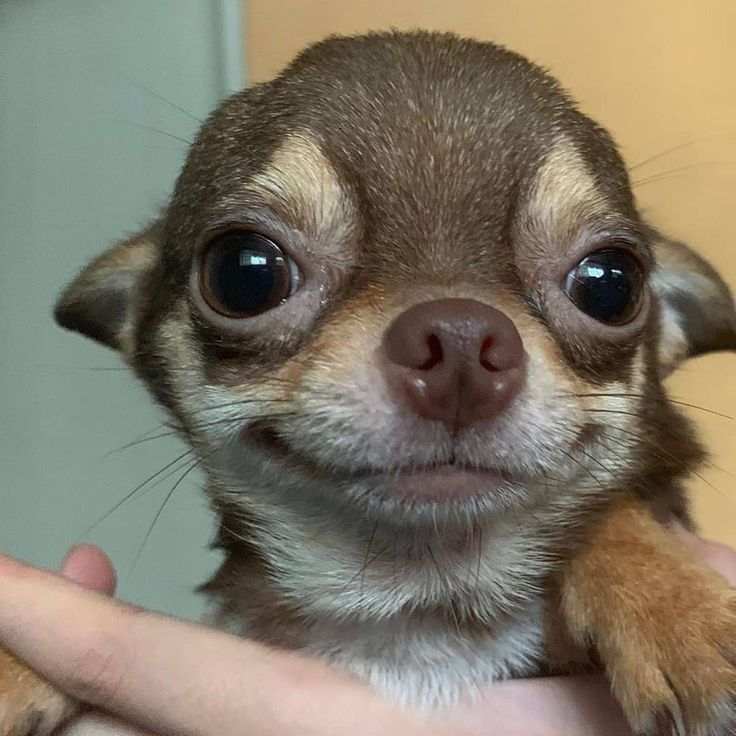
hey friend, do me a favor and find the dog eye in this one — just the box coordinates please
[564,248,645,325]
[199,231,300,318]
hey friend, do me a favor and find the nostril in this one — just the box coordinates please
[383,298,524,377]
[417,334,443,370]
[381,299,526,430]
[479,336,499,372]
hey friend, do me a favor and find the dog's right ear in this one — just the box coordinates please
[54,221,160,355]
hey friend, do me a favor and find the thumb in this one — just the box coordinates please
[60,544,117,596]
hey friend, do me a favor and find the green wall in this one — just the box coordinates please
[0,0,243,619]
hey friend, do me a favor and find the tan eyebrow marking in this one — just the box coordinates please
[248,131,356,249]
[519,137,609,251]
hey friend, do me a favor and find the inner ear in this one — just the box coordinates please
[652,236,736,377]
[54,221,160,353]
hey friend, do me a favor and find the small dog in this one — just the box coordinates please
[3,31,736,736]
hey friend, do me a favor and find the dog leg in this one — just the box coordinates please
[559,496,736,735]
[0,650,75,736]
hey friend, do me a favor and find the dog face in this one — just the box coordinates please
[56,32,736,534]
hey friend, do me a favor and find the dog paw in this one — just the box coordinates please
[558,499,736,736]
[0,651,74,736]
[602,589,736,736]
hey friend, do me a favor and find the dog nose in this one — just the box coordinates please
[382,299,525,430]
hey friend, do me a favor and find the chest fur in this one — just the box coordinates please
[305,603,546,706]
[204,499,560,707]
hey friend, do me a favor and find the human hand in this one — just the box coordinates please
[1,527,734,736]
[0,546,445,736]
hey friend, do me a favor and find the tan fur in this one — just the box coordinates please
[0,651,73,736]
[559,498,736,734]
[249,132,358,249]
[518,136,610,255]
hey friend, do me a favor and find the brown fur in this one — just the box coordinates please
[559,497,736,733]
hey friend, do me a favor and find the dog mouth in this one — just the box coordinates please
[380,463,515,501]
[242,423,518,502]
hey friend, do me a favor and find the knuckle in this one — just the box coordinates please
[66,630,127,706]
[702,541,736,569]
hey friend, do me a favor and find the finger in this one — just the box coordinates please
[0,555,440,736]
[442,675,634,736]
[60,545,117,595]
[669,524,736,585]
[697,540,736,585]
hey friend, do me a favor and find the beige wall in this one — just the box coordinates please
[244,1,736,545]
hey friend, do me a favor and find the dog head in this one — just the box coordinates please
[56,32,736,536]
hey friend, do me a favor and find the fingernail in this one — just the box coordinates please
[60,545,84,572]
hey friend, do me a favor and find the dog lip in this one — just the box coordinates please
[242,424,516,500]
[242,423,363,478]
[241,421,603,504]
[381,465,514,502]
[392,462,509,476]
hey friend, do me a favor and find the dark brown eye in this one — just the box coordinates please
[199,231,299,318]
[564,248,645,325]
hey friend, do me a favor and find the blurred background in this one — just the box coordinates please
[1,0,734,619]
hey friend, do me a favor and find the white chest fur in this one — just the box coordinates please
[300,602,546,708]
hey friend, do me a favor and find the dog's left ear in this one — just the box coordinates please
[652,236,736,376]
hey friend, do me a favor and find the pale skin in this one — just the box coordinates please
[0,532,733,736]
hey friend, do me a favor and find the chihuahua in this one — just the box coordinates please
[3,31,736,736]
